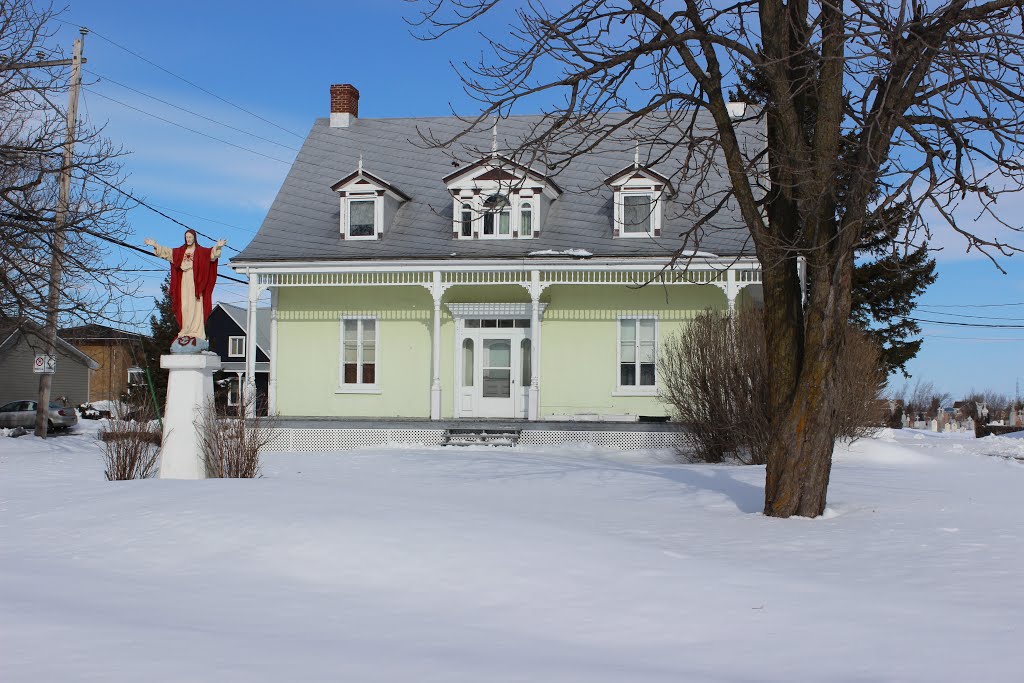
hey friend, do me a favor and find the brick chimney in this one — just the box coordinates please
[330,84,359,128]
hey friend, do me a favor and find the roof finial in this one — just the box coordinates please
[634,139,640,168]
[358,153,363,173]
[491,120,498,157]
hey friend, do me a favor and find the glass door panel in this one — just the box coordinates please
[482,339,512,398]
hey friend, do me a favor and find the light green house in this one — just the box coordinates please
[231,85,764,423]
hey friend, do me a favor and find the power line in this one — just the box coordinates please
[60,21,306,140]
[918,302,1024,309]
[922,333,1024,341]
[145,203,259,235]
[85,88,294,165]
[913,317,1024,329]
[83,172,242,254]
[87,69,300,152]
[913,310,1024,322]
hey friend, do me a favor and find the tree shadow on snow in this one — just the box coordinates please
[448,451,765,514]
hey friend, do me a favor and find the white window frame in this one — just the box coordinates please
[127,367,144,385]
[343,194,382,240]
[613,315,658,396]
[228,336,246,358]
[614,189,661,238]
[337,316,381,394]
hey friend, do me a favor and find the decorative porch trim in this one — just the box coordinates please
[445,302,549,318]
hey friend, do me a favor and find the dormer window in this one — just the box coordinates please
[621,193,654,235]
[605,164,669,238]
[346,197,378,238]
[331,164,410,240]
[520,201,533,237]
[482,194,511,237]
[444,155,560,240]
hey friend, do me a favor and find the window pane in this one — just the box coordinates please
[349,200,376,237]
[344,363,358,384]
[483,212,495,235]
[481,319,497,328]
[514,319,530,328]
[623,194,651,233]
[520,204,533,236]
[343,342,358,364]
[620,364,636,386]
[639,318,655,343]
[499,210,510,235]
[462,339,474,386]
[521,339,531,386]
[640,363,656,386]
[483,369,511,398]
[343,320,358,341]
[461,204,473,236]
[465,319,480,328]
[362,363,376,384]
[363,340,375,364]
[485,339,512,368]
[638,340,655,363]
[620,341,636,363]
[497,319,513,328]
[362,319,375,339]
[620,319,636,342]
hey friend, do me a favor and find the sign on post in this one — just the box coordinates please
[33,354,56,374]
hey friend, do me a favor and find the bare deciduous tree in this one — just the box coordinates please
[1,0,135,432]
[410,0,1024,516]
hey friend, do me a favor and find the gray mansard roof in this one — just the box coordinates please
[235,112,759,263]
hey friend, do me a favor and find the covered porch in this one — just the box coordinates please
[235,257,766,420]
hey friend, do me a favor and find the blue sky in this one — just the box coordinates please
[50,0,1024,399]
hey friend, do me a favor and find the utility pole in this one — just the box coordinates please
[34,28,87,437]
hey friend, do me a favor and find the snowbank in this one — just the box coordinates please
[1,428,1022,681]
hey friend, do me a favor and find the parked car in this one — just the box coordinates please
[0,400,78,431]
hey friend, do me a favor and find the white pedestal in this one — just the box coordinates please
[158,353,221,479]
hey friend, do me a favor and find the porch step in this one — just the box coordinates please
[442,428,521,447]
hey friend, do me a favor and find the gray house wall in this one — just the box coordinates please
[0,336,92,407]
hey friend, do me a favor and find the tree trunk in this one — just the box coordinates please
[760,251,849,518]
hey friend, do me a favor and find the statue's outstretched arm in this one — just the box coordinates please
[210,239,227,260]
[143,238,173,261]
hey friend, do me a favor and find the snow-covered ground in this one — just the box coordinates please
[2,423,1022,682]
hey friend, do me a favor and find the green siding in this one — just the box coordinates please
[276,286,434,417]
[538,285,725,418]
[275,283,729,419]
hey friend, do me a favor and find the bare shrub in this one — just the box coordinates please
[659,309,769,463]
[196,393,269,479]
[659,308,886,464]
[832,329,889,442]
[99,397,160,481]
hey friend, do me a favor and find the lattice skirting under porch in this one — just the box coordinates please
[265,428,685,452]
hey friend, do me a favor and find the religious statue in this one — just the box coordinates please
[144,230,227,353]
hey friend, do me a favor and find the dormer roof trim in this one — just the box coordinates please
[442,154,562,196]
[603,164,672,188]
[331,168,411,201]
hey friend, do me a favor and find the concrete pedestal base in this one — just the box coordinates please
[157,353,221,479]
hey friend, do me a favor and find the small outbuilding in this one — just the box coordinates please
[0,321,99,407]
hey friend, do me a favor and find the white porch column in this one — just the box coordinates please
[528,270,541,421]
[268,287,279,415]
[430,271,442,420]
[244,270,259,418]
[725,267,738,315]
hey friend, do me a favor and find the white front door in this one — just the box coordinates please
[455,318,532,419]
[478,335,518,417]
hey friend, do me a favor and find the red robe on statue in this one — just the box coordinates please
[169,243,218,330]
